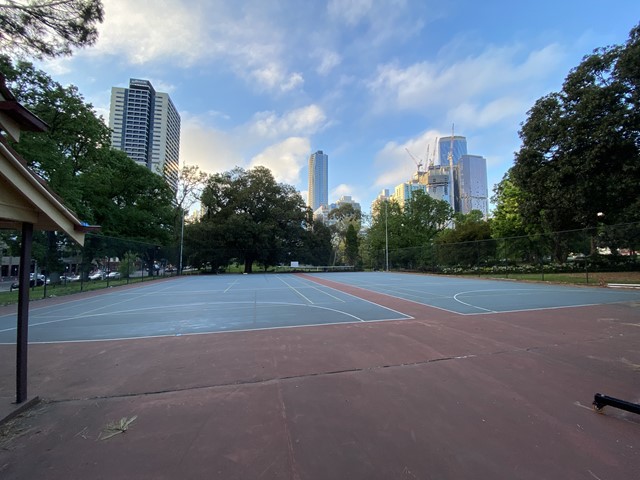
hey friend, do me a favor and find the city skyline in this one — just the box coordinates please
[37,1,640,214]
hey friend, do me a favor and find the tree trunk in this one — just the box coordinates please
[244,257,253,274]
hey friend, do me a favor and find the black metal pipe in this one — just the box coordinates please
[593,393,640,415]
[16,222,33,403]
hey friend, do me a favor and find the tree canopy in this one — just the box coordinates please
[191,166,315,273]
[365,191,452,270]
[0,57,175,245]
[510,23,640,233]
[0,0,104,59]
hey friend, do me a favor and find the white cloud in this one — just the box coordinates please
[367,43,566,123]
[95,0,209,66]
[92,0,304,93]
[179,115,244,175]
[448,97,530,128]
[328,0,374,26]
[249,137,310,186]
[314,49,342,76]
[249,105,327,139]
[373,129,442,188]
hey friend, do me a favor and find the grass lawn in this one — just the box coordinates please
[0,276,159,306]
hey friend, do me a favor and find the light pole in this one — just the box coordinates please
[179,209,185,275]
[385,201,389,272]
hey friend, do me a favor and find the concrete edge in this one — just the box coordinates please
[0,396,40,426]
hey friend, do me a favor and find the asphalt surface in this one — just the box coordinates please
[0,273,639,479]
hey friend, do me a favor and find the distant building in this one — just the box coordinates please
[109,79,181,192]
[438,136,467,167]
[392,181,426,208]
[418,164,453,206]
[371,189,391,216]
[308,150,328,211]
[458,154,488,217]
[314,195,361,225]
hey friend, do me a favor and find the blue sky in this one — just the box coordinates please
[40,0,640,215]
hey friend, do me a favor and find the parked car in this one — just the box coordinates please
[88,271,104,280]
[10,273,45,291]
[106,271,121,280]
[60,274,80,282]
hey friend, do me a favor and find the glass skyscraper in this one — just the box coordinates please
[308,150,328,211]
[438,136,467,167]
[109,79,181,192]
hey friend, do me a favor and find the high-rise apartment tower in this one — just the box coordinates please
[308,150,328,211]
[109,79,181,192]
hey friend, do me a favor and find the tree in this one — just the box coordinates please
[490,172,526,239]
[0,0,104,59]
[327,203,362,265]
[435,210,493,267]
[365,192,452,270]
[511,23,640,235]
[79,148,175,245]
[344,223,359,266]
[196,166,308,273]
[0,58,176,247]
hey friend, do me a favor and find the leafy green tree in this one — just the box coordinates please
[296,220,332,266]
[196,166,308,273]
[79,149,174,244]
[344,223,359,266]
[328,203,362,265]
[490,172,526,239]
[511,23,640,235]
[0,0,104,59]
[366,192,452,270]
[0,58,176,247]
[435,210,493,267]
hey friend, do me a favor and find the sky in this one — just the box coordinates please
[39,0,640,215]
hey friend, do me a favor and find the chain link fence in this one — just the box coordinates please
[1,232,181,303]
[371,222,640,283]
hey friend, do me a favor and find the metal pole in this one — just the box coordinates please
[179,209,184,275]
[16,222,33,403]
[385,201,389,272]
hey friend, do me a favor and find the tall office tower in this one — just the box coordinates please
[437,135,468,212]
[308,150,328,211]
[109,79,181,192]
[458,155,489,218]
[438,136,467,166]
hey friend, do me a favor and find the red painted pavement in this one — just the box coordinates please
[0,273,638,479]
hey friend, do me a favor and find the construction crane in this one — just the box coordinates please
[427,137,438,168]
[405,148,424,177]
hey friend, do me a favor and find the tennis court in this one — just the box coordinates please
[2,272,639,343]
[0,272,639,479]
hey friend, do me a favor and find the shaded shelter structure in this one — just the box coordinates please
[0,74,92,404]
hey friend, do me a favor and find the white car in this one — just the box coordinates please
[106,271,121,279]
[88,271,104,280]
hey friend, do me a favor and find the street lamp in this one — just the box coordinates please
[385,201,389,272]
[179,209,185,275]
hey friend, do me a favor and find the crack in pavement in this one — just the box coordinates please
[42,342,580,405]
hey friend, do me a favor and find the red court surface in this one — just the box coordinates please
[0,273,639,479]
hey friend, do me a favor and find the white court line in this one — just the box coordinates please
[0,301,370,338]
[14,314,415,344]
[297,276,414,320]
[276,275,314,304]
[452,291,496,313]
[291,281,346,302]
[224,279,239,293]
